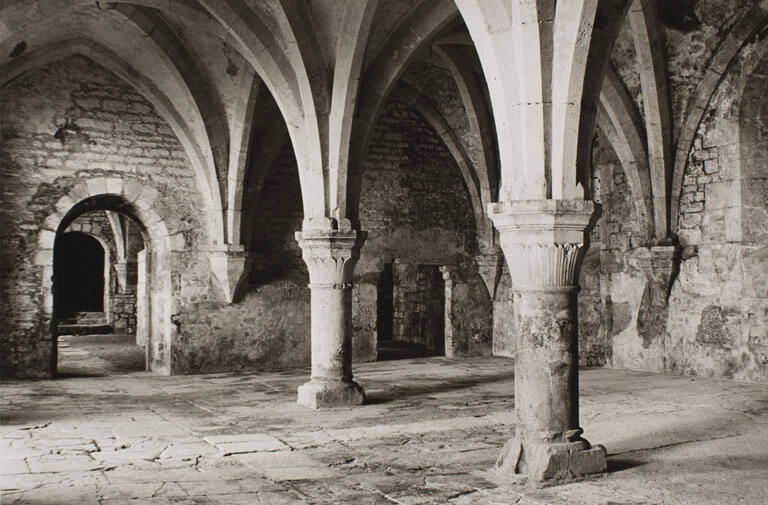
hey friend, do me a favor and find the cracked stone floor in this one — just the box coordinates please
[2,343,768,504]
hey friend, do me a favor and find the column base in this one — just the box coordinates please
[496,429,607,486]
[297,379,365,409]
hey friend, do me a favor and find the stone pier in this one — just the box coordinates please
[489,199,607,484]
[296,228,366,408]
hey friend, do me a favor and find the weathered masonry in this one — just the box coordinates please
[1,0,767,485]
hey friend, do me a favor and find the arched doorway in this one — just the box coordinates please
[54,212,149,377]
[42,182,174,378]
[56,232,106,315]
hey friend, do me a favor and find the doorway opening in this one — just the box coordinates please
[377,261,446,360]
[56,232,105,314]
[54,206,148,377]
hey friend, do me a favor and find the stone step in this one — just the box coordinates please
[57,324,112,336]
[377,340,432,360]
[58,311,108,325]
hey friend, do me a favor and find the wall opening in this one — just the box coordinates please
[378,261,446,360]
[56,232,105,314]
[51,194,165,377]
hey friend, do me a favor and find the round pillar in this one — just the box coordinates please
[489,199,607,484]
[296,229,365,408]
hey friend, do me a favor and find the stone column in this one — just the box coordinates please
[489,199,606,484]
[114,261,129,293]
[440,266,456,358]
[296,228,365,408]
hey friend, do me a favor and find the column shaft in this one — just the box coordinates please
[309,283,352,381]
[514,288,579,438]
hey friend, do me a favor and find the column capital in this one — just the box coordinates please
[489,199,595,290]
[296,229,365,289]
[488,199,595,244]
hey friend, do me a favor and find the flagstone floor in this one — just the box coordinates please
[2,343,768,504]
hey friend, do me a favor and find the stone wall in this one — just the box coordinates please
[665,40,768,381]
[442,262,493,358]
[587,30,768,382]
[0,55,212,378]
[590,130,678,373]
[355,95,490,360]
[168,87,490,373]
[174,142,312,373]
[392,262,445,355]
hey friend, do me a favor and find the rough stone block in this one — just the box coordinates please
[496,436,606,486]
[38,230,56,249]
[43,213,63,232]
[104,177,123,195]
[86,177,108,196]
[55,195,76,216]
[34,249,53,266]
[120,180,143,205]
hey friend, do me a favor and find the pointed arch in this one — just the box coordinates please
[346,0,459,221]
[670,2,768,234]
[0,38,221,245]
[392,80,489,248]
[598,66,654,240]
[628,0,673,240]
[0,0,325,220]
[115,4,231,221]
[328,0,380,222]
[434,43,498,207]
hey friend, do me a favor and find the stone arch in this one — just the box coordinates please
[628,0,673,240]
[391,80,489,250]
[0,0,326,222]
[670,2,768,233]
[597,66,654,242]
[346,0,459,221]
[38,177,181,376]
[434,43,498,210]
[740,45,768,246]
[1,37,224,246]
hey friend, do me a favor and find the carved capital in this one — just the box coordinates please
[296,229,364,289]
[488,200,595,290]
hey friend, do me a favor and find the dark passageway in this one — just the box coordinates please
[55,232,105,314]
